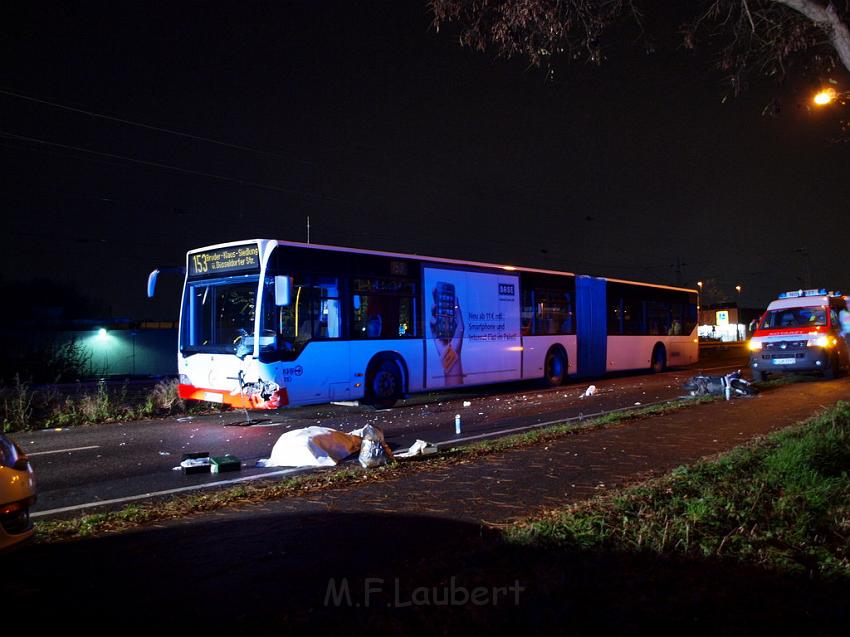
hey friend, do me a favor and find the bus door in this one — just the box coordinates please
[576,276,607,378]
[273,276,351,404]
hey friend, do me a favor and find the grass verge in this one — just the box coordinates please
[508,400,850,578]
[35,396,713,542]
[2,377,220,432]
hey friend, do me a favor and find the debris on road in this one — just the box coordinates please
[356,425,394,468]
[682,370,757,399]
[396,439,438,458]
[211,455,241,473]
[581,385,597,398]
[463,401,472,407]
[179,452,211,475]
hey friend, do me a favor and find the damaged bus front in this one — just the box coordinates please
[177,240,287,409]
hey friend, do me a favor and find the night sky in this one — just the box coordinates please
[2,1,849,321]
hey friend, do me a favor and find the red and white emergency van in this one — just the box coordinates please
[748,289,849,382]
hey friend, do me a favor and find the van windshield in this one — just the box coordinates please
[760,307,827,329]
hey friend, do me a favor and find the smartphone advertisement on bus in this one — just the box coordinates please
[424,267,521,388]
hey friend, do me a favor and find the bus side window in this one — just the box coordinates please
[351,278,416,339]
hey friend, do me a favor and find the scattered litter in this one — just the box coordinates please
[158,451,171,456]
[580,385,597,398]
[634,402,641,406]
[463,401,472,407]
[396,440,438,458]
[176,417,193,422]
[455,414,462,434]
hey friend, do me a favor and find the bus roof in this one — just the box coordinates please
[187,238,697,295]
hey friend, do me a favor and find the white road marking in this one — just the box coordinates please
[30,394,700,519]
[434,398,677,448]
[28,445,101,457]
[31,467,309,518]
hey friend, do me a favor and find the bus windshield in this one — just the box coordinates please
[181,275,268,356]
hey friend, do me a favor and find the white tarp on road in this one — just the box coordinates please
[257,426,362,468]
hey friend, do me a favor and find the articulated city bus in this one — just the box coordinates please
[164,239,697,409]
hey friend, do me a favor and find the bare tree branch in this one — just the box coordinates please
[429,1,850,89]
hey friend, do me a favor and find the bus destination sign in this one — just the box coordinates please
[188,245,261,277]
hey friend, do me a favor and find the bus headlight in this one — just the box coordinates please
[747,340,762,352]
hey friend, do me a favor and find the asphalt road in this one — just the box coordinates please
[14,348,749,518]
[5,351,848,635]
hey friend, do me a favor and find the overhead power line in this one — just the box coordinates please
[0,129,355,207]
[0,87,315,166]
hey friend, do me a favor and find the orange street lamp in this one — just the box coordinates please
[813,88,837,105]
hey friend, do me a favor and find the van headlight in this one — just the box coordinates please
[807,336,836,348]
[747,340,762,351]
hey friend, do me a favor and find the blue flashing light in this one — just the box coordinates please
[778,288,828,299]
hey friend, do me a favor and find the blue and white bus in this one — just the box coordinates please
[168,239,697,409]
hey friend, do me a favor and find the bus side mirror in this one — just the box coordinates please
[275,276,293,306]
[147,270,160,298]
[147,266,185,299]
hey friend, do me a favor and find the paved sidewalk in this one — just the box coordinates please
[5,376,849,634]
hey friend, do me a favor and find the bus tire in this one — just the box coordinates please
[542,346,567,388]
[650,345,667,374]
[366,358,402,409]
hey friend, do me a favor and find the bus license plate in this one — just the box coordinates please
[773,358,796,365]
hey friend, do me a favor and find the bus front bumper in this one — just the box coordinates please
[178,384,288,409]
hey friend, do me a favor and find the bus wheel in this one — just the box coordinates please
[543,347,567,388]
[650,345,667,373]
[368,359,401,409]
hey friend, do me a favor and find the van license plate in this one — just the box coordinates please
[204,392,224,403]
[773,358,796,365]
